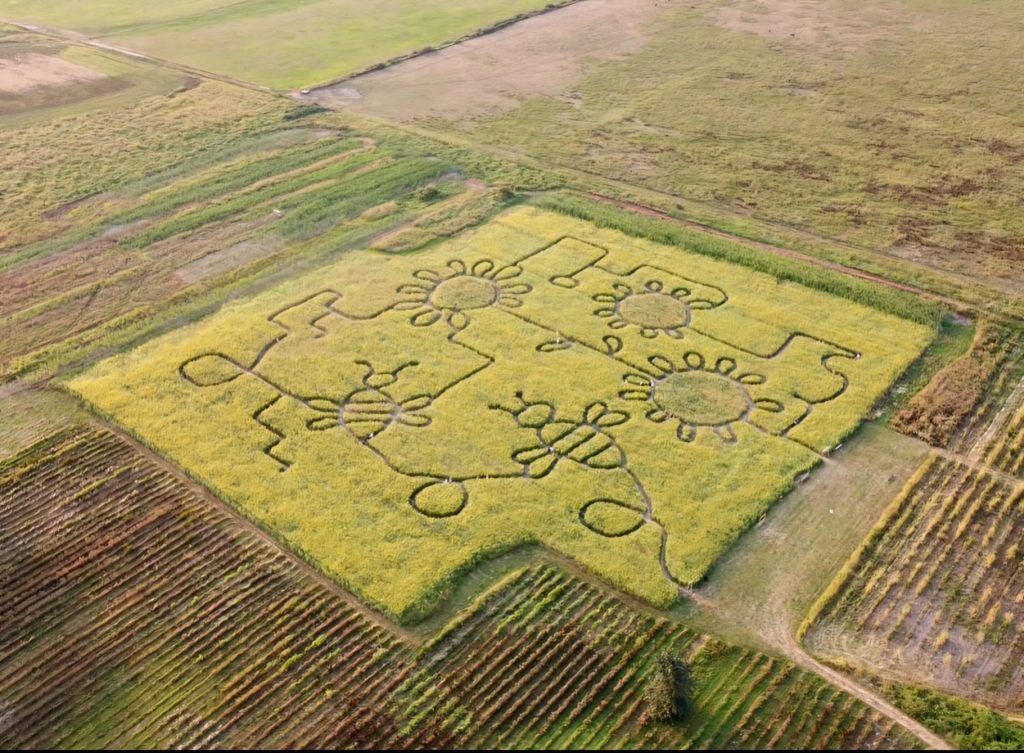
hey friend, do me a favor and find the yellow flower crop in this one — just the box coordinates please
[68,207,932,622]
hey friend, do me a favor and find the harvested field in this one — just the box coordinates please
[0,51,105,93]
[701,422,929,646]
[0,0,569,90]
[0,387,83,462]
[0,427,412,748]
[311,0,663,121]
[0,30,184,127]
[805,455,1024,712]
[984,400,1024,478]
[336,0,1024,294]
[0,69,286,251]
[0,125,487,379]
[398,566,918,749]
[0,429,919,748]
[68,206,932,621]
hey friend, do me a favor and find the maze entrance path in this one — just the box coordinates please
[69,207,933,621]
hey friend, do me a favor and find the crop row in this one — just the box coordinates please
[388,565,914,749]
[806,454,1023,708]
[983,399,1024,477]
[1,123,472,381]
[0,428,408,749]
[948,328,1024,454]
[1,428,917,748]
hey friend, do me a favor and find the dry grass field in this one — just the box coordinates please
[0,1,570,90]
[328,0,1024,301]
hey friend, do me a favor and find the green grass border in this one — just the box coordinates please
[532,192,946,326]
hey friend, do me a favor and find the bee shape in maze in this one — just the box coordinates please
[492,393,630,478]
[307,360,433,441]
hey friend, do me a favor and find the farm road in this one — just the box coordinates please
[70,408,956,749]
[341,112,1001,310]
[684,587,954,750]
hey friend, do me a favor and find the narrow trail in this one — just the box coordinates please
[103,391,952,748]
[682,587,954,750]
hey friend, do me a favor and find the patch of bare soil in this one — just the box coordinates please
[309,0,667,121]
[711,0,930,53]
[0,52,106,94]
[174,234,285,284]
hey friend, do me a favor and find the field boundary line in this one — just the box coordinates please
[1,20,273,94]
[574,190,966,312]
[337,113,1010,311]
[81,410,424,644]
[299,0,584,92]
[5,1,586,94]
[52,392,959,748]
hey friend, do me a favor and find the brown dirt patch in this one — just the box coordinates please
[309,0,666,121]
[711,0,930,53]
[0,52,106,94]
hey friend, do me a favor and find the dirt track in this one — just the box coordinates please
[0,14,976,746]
[684,587,954,750]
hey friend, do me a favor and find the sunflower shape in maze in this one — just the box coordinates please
[620,352,783,443]
[396,259,532,330]
[592,279,718,339]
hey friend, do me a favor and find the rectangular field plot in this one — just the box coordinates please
[68,206,933,621]
[805,454,1024,710]
[0,0,564,90]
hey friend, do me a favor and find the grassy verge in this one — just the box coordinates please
[532,191,945,326]
[885,683,1024,750]
[876,314,976,422]
[797,453,939,640]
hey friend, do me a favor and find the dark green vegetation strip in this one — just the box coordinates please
[112,135,366,225]
[118,144,389,248]
[886,684,1024,751]
[876,315,976,423]
[533,193,945,326]
[2,112,517,382]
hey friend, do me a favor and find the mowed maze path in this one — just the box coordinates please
[0,426,918,749]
